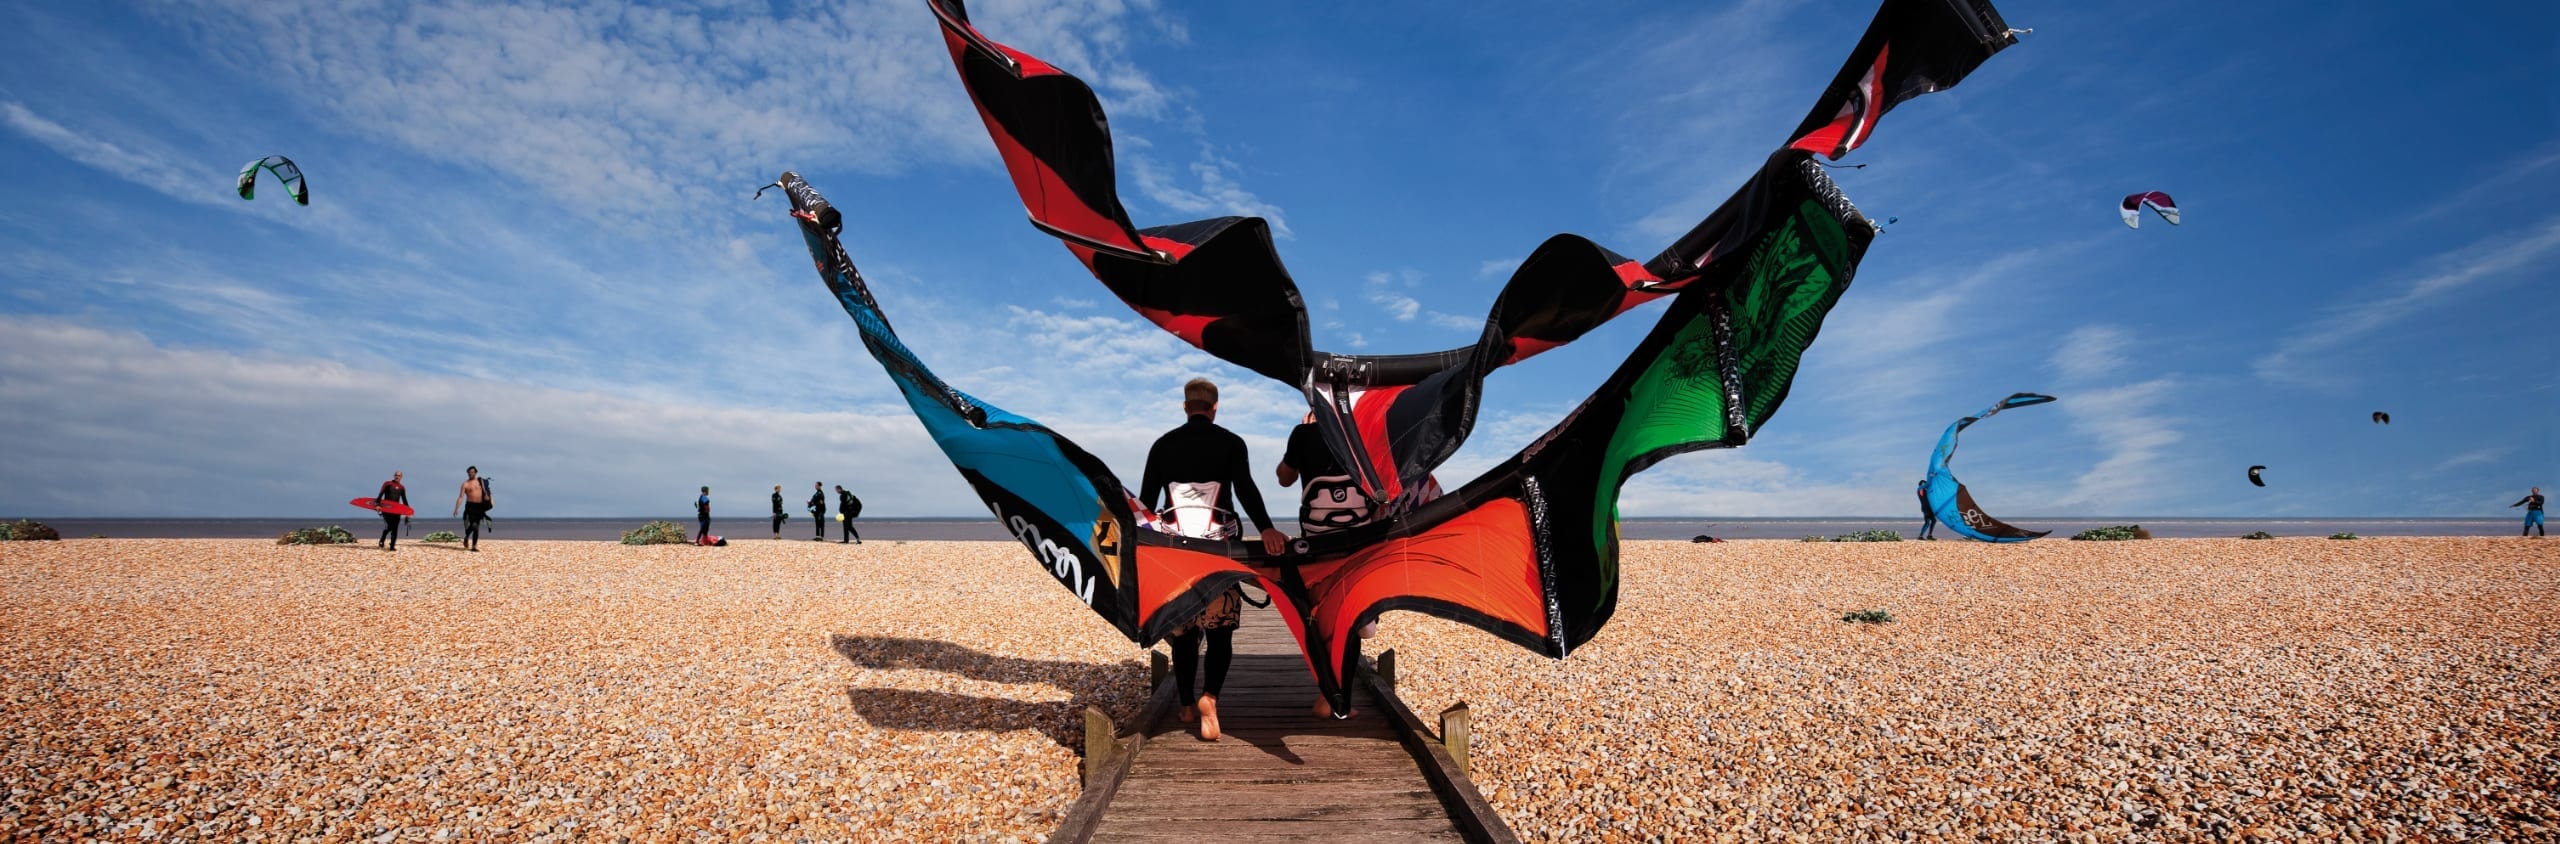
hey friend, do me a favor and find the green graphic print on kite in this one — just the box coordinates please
[1591,198,1857,563]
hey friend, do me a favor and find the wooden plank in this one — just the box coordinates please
[1050,665,1180,844]
[1066,601,1505,842]
[1358,659,1519,844]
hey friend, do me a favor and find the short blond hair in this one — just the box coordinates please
[1183,378,1219,414]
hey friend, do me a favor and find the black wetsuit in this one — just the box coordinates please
[1141,414,1277,711]
[808,489,826,540]
[2517,493,2546,537]
[837,490,862,544]
[1916,481,1935,539]
[696,494,712,543]
[771,492,786,537]
[461,478,490,550]
[376,480,408,549]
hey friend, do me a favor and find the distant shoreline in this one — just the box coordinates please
[5,516,2531,542]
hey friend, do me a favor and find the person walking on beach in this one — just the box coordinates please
[2515,487,2547,537]
[1915,479,1937,540]
[451,466,490,552]
[771,485,788,539]
[807,482,828,541]
[696,486,713,544]
[835,484,863,544]
[1141,378,1287,741]
[375,471,409,551]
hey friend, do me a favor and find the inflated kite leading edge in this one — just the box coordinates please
[1923,392,2056,542]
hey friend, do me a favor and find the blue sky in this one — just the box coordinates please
[1,0,2553,519]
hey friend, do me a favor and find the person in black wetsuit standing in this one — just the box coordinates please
[695,486,713,543]
[835,484,862,544]
[375,471,409,551]
[807,481,827,541]
[2516,487,2546,537]
[451,466,490,552]
[1139,378,1286,741]
[771,485,787,539]
[1915,479,1937,540]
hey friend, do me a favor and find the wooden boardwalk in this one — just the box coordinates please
[1059,601,1514,842]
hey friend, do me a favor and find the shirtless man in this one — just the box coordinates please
[451,466,491,552]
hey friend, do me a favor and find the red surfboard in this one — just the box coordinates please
[351,497,416,517]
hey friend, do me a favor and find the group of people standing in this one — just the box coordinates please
[690,483,864,544]
[1138,378,1425,741]
[368,467,495,552]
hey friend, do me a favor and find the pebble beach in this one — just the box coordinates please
[5,536,2555,841]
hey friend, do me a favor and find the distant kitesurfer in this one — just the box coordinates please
[452,466,490,552]
[696,486,713,544]
[771,485,787,539]
[808,482,827,542]
[1915,479,1936,540]
[1141,378,1286,742]
[375,471,408,551]
[2515,487,2546,538]
[835,484,863,544]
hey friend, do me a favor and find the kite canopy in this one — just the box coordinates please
[2120,191,2176,229]
[2247,465,2268,487]
[2372,411,2390,425]
[236,155,307,206]
[1922,392,2055,542]
[872,0,2018,713]
[926,0,2018,509]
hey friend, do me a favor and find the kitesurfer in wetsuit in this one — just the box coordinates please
[376,471,408,551]
[2515,487,2546,537]
[1141,379,1287,741]
[1275,413,1397,718]
[696,486,712,544]
[835,485,862,544]
[807,482,827,541]
[771,485,787,539]
[1915,480,1937,540]
[451,466,490,552]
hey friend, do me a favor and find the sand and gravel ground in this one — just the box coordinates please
[1376,537,2560,842]
[4,536,2555,842]
[1,539,1145,841]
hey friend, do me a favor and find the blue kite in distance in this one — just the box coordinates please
[1923,392,2055,542]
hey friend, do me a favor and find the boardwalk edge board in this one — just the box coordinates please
[1358,656,1521,844]
[1054,667,1180,842]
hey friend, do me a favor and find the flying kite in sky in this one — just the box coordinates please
[1921,393,2056,542]
[2372,411,2390,425]
[825,0,2021,714]
[2248,465,2268,487]
[2120,191,2177,228]
[235,155,307,206]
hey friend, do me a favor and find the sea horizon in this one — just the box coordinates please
[10,515,2533,542]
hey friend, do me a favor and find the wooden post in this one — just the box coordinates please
[1376,648,1396,687]
[1149,649,1169,689]
[1439,702,1471,776]
[1082,705,1119,785]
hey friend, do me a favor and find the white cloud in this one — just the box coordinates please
[0,100,229,210]
[2437,447,2510,472]
[1128,150,1292,237]
[2050,324,2132,382]
[1477,258,1522,279]
[139,0,1178,223]
[2255,216,2560,387]
[2051,377,2186,510]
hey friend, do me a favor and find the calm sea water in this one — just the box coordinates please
[17,516,2532,541]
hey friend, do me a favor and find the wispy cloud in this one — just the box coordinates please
[2052,377,2185,510]
[2254,216,2560,387]
[1128,149,1293,237]
[0,100,227,209]
[2051,324,2132,382]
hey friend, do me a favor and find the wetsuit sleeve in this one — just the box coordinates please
[1229,433,1275,533]
[2518,497,2533,508]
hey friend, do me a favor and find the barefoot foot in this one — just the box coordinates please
[1197,695,1221,741]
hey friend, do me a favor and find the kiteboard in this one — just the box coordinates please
[351,497,415,517]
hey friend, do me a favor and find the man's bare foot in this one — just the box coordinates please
[1197,695,1221,741]
[1179,704,1197,723]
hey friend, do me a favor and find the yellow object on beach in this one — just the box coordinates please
[835,513,845,522]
